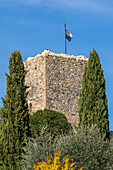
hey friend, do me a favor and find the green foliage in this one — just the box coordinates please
[0,51,30,169]
[78,49,109,139]
[30,109,71,137]
[20,126,112,170]
[0,107,2,114]
[0,107,2,166]
[0,107,2,124]
[20,132,58,170]
[57,125,112,170]
[109,138,113,169]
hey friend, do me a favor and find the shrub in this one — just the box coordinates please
[56,125,112,170]
[109,137,113,169]
[20,131,58,170]
[33,149,83,170]
[20,126,112,170]
[30,109,71,137]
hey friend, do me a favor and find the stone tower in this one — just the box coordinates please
[24,50,88,125]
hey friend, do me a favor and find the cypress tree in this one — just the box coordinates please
[0,51,30,169]
[78,49,109,139]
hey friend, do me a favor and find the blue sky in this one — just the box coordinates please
[0,0,113,130]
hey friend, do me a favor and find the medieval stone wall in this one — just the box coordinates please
[46,54,87,125]
[24,55,46,114]
[24,50,88,125]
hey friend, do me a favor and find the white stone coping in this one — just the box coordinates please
[26,50,88,62]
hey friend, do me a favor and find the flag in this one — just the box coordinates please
[65,29,73,41]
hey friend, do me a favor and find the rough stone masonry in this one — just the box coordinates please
[24,50,88,126]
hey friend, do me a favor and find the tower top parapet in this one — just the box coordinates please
[26,50,88,62]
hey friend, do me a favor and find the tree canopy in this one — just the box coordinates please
[78,49,109,139]
[30,109,72,137]
[0,51,30,169]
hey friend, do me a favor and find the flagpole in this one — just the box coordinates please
[64,23,67,54]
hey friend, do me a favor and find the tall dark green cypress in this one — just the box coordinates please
[0,51,30,169]
[78,49,109,139]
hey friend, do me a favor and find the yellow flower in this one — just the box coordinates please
[33,149,83,170]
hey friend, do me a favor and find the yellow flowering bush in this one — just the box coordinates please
[33,149,83,170]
